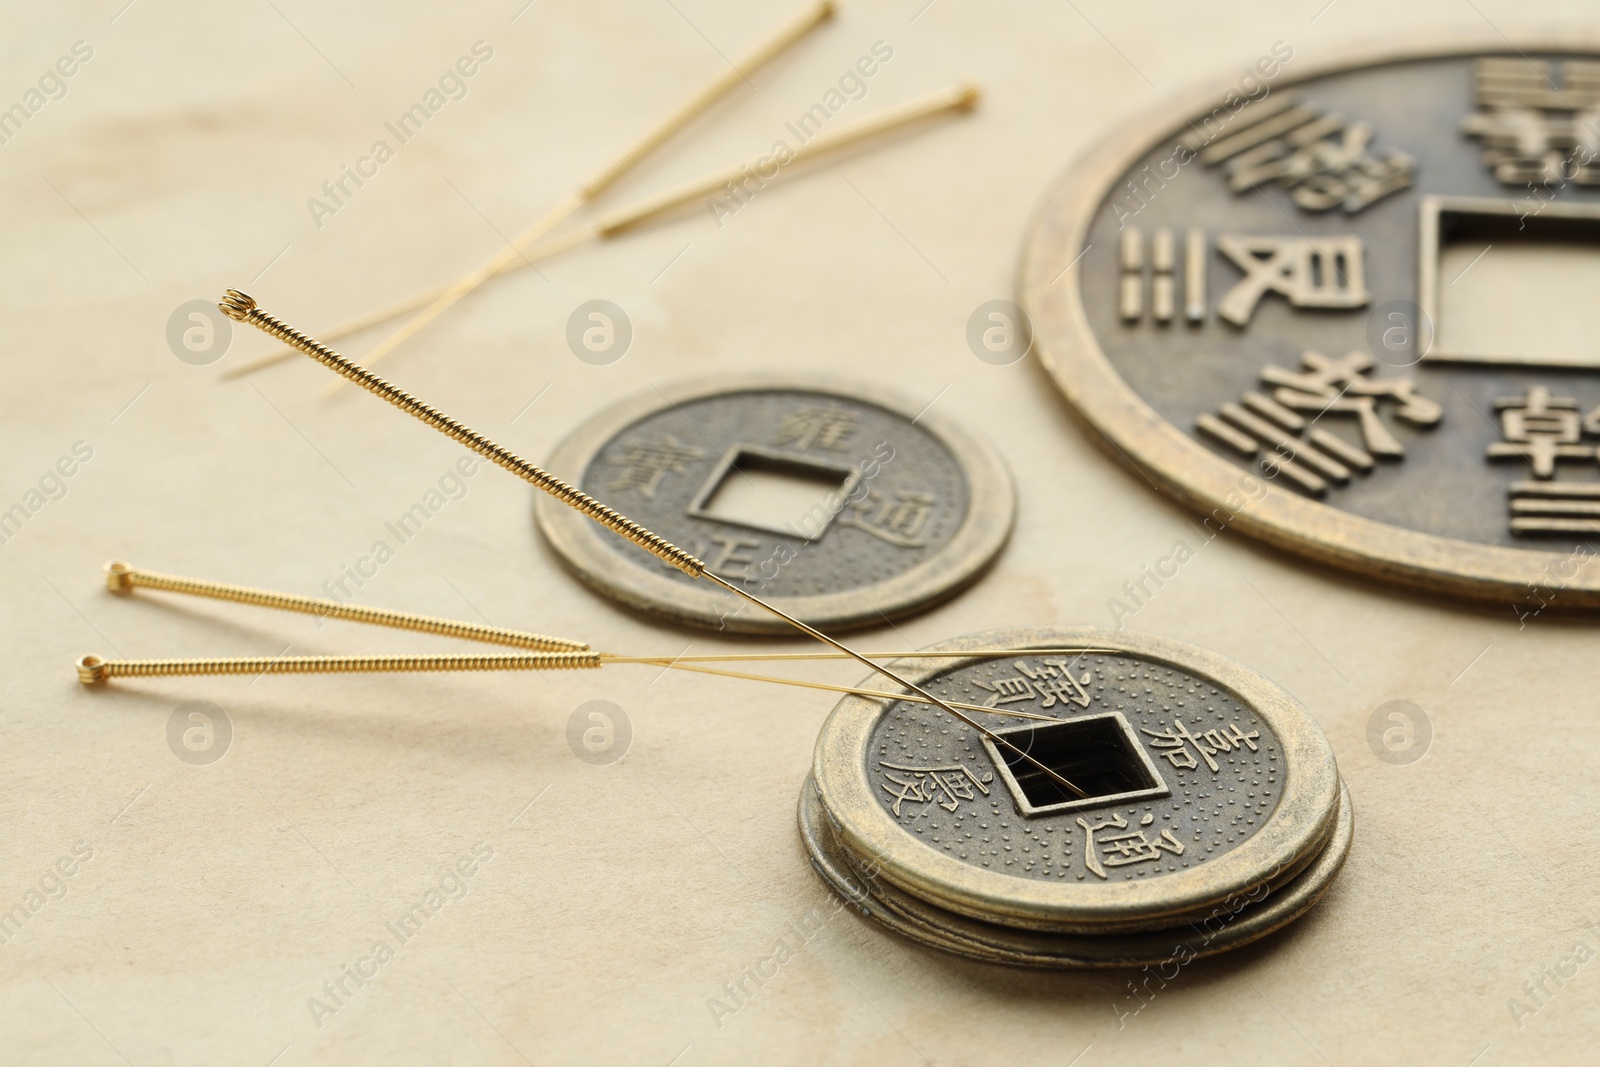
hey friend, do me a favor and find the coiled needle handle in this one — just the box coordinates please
[219,290,704,578]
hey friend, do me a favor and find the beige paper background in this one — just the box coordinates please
[1,1,1596,1063]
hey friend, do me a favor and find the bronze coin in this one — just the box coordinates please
[537,375,1014,632]
[1022,35,1600,609]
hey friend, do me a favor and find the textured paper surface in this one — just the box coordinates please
[1,2,1596,1064]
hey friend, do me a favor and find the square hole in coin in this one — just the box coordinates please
[981,712,1170,816]
[686,445,858,540]
[1420,194,1600,368]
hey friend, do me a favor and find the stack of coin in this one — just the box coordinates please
[800,626,1351,967]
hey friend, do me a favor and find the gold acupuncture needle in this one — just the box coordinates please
[226,81,979,384]
[218,291,1089,800]
[226,1,831,385]
[73,648,1055,723]
[327,1,835,392]
[81,563,1089,722]
[74,652,601,684]
[308,80,972,396]
[99,560,1109,670]
[102,560,588,652]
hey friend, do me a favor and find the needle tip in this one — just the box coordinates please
[220,289,256,321]
[956,82,983,110]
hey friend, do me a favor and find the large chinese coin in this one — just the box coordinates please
[803,627,1348,966]
[1021,36,1600,609]
[537,376,1014,632]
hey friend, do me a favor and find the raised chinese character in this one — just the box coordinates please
[1017,659,1092,709]
[880,770,934,816]
[1142,719,1212,772]
[973,672,1037,706]
[839,488,937,548]
[929,769,982,810]
[879,761,991,816]
[973,660,1092,709]
[1077,812,1183,879]
[1203,722,1261,755]
[1262,350,1442,457]
[1461,59,1600,185]
[1463,107,1576,184]
[703,534,762,577]
[1226,117,1414,213]
[606,435,705,500]
[1215,236,1368,326]
[772,406,859,451]
[1141,717,1261,776]
[1486,387,1596,479]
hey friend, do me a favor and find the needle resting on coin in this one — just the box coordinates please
[103,291,1095,800]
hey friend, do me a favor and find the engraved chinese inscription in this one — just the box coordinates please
[879,762,993,817]
[1032,43,1600,580]
[1078,812,1185,880]
[867,653,1284,883]
[583,388,970,598]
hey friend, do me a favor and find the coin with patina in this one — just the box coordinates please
[799,775,1351,968]
[807,627,1344,939]
[1021,35,1600,610]
[536,376,1014,632]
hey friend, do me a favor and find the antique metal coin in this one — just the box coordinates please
[799,775,1351,969]
[803,627,1346,964]
[537,376,1014,632]
[1021,35,1600,609]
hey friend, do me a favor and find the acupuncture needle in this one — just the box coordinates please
[334,1,840,389]
[223,81,979,384]
[97,557,1113,671]
[225,1,832,382]
[189,294,1097,799]
[316,86,977,398]
[82,561,1112,726]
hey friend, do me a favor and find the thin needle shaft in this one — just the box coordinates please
[325,81,975,395]
[92,560,1109,676]
[595,82,979,237]
[580,0,834,199]
[700,573,1087,798]
[222,227,596,380]
[604,647,1113,664]
[340,191,583,387]
[640,659,1058,722]
[220,294,1087,800]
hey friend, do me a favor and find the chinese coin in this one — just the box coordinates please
[803,626,1348,963]
[537,376,1015,633]
[1022,36,1600,608]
